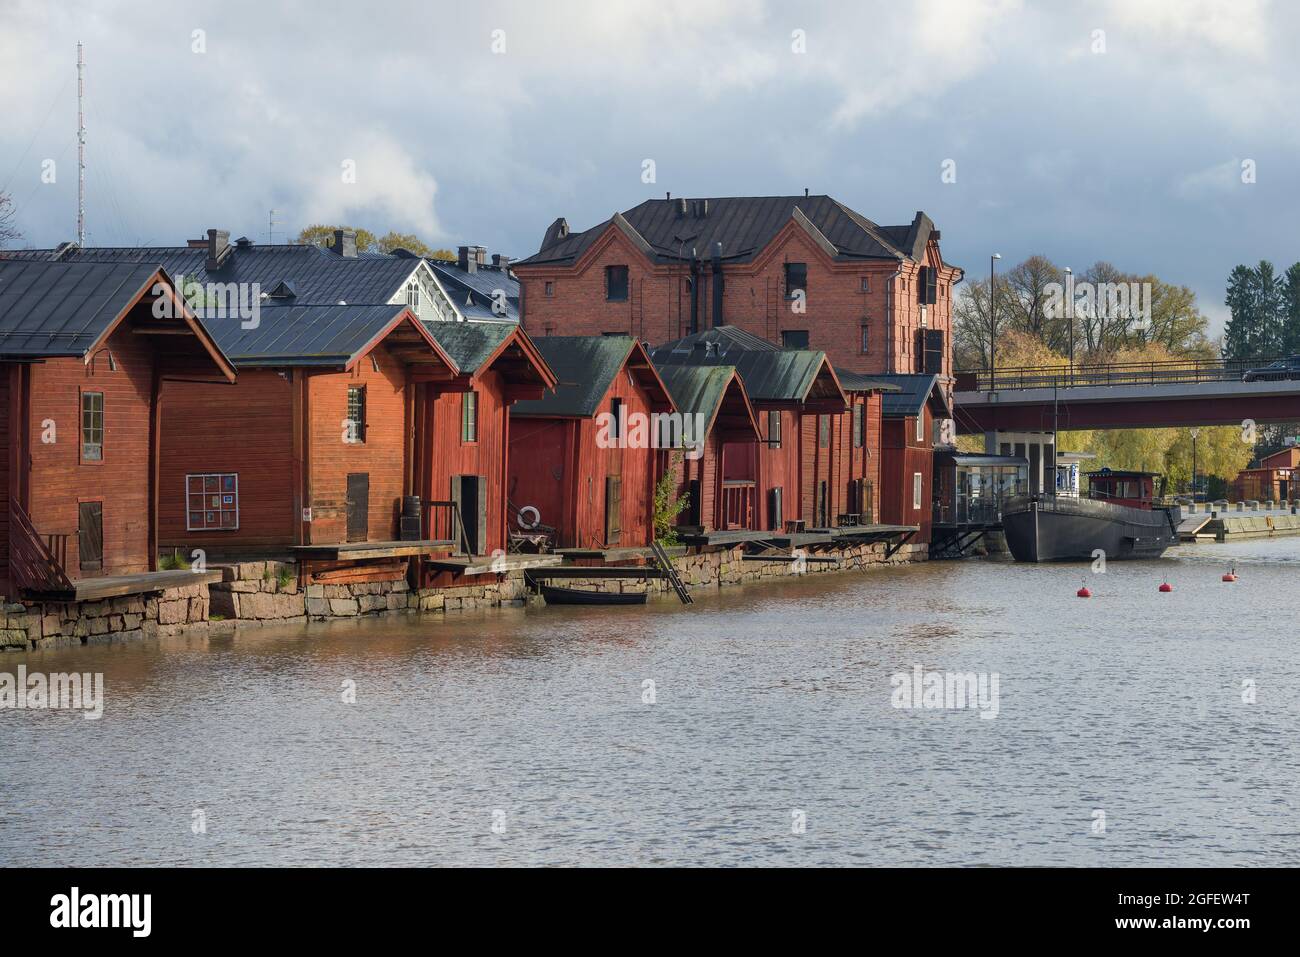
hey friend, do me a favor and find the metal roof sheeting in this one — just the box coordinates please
[650,326,834,404]
[201,303,417,367]
[0,259,163,358]
[874,373,950,417]
[426,259,519,322]
[424,321,517,374]
[510,335,638,418]
[4,243,420,307]
[519,196,939,268]
[654,364,736,421]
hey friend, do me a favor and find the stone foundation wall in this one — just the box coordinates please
[2,538,927,653]
[1,584,211,653]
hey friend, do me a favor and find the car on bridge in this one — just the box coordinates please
[1242,356,1300,382]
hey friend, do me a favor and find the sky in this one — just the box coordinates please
[2,0,1297,334]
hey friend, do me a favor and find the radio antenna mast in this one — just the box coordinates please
[76,41,86,246]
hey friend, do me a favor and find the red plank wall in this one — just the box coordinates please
[306,345,409,544]
[26,326,156,578]
[422,369,511,555]
[158,369,295,549]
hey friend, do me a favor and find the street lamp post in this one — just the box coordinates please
[1190,427,1200,500]
[990,253,1002,388]
[1064,266,1073,386]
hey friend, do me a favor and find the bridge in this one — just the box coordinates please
[952,356,1300,434]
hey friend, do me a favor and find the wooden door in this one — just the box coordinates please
[78,501,103,574]
[605,475,622,545]
[346,473,369,542]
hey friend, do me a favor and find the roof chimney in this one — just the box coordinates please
[492,253,512,272]
[332,229,357,258]
[206,229,231,271]
[541,217,569,250]
[710,242,724,328]
[457,245,479,273]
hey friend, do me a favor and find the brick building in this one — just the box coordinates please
[513,195,963,380]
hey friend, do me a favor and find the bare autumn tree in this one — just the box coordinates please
[952,275,1013,370]
[0,191,20,248]
[1001,255,1067,350]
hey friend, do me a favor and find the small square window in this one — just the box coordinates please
[606,265,629,301]
[186,473,239,531]
[544,281,554,297]
[781,330,809,349]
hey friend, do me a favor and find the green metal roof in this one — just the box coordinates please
[510,335,639,418]
[423,320,515,374]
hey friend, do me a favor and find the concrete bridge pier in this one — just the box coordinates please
[985,430,1057,495]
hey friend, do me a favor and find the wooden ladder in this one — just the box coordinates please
[650,540,693,604]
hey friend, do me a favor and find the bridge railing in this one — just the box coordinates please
[955,356,1281,392]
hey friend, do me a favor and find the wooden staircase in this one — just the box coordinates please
[9,502,74,595]
[650,539,692,604]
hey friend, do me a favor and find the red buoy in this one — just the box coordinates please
[1077,584,1092,598]
[1223,566,1237,582]
[1159,581,1173,593]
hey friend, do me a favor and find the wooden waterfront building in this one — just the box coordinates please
[650,326,895,532]
[157,303,459,557]
[508,336,674,550]
[416,321,556,563]
[652,364,762,533]
[0,260,235,598]
[876,373,951,544]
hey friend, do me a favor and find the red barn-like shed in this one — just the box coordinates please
[0,260,235,598]
[509,336,674,550]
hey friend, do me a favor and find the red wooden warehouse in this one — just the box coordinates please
[877,373,949,544]
[0,260,235,599]
[508,335,674,550]
[158,303,459,562]
[416,321,556,563]
[650,326,895,532]
[651,364,761,534]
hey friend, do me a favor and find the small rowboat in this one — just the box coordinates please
[539,584,647,606]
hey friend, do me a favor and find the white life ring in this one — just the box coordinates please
[517,505,541,530]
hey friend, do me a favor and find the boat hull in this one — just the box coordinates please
[1001,496,1181,562]
[540,584,648,606]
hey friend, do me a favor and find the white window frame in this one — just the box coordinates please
[915,413,924,443]
[186,472,240,531]
[912,472,923,510]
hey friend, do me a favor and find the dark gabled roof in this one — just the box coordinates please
[649,325,845,407]
[517,196,942,268]
[423,320,556,387]
[874,373,951,418]
[511,335,668,418]
[4,242,421,306]
[0,259,169,358]
[203,303,453,371]
[835,367,902,394]
[0,260,235,382]
[426,258,519,322]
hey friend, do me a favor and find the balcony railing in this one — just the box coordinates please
[956,356,1283,392]
[720,480,756,530]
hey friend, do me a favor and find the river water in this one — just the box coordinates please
[2,536,1298,867]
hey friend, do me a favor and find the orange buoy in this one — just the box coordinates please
[1159,581,1173,593]
[1222,566,1237,582]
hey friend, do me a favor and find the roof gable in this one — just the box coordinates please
[511,335,671,418]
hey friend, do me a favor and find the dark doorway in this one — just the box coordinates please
[452,475,488,555]
[816,480,828,528]
[78,501,103,574]
[605,475,622,545]
[346,473,369,542]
